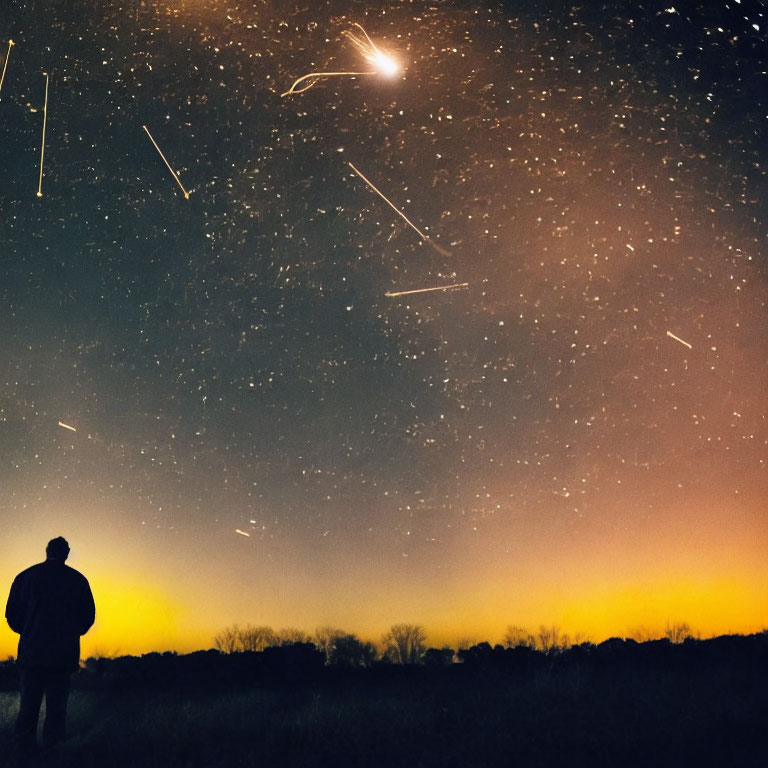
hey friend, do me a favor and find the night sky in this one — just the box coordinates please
[1,0,766,656]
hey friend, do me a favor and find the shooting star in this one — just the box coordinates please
[347,162,451,257]
[282,23,398,96]
[58,421,77,433]
[142,124,190,199]
[666,330,692,349]
[37,72,49,197]
[385,283,469,297]
[235,529,251,537]
[0,40,14,99]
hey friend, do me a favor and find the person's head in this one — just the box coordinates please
[46,536,70,562]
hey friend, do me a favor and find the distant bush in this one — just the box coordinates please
[329,635,378,668]
[423,647,455,667]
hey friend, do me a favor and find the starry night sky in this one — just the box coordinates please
[1,0,766,655]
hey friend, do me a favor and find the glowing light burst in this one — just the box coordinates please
[343,23,399,76]
[281,23,399,97]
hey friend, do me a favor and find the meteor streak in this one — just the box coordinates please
[0,40,14,99]
[281,23,399,97]
[347,162,451,257]
[142,124,190,199]
[235,529,251,537]
[385,283,469,297]
[58,421,77,433]
[36,73,49,197]
[666,330,692,349]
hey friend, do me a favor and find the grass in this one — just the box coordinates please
[0,659,766,767]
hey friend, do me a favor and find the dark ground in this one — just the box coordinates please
[1,634,767,767]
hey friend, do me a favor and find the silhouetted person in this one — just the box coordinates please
[5,537,95,751]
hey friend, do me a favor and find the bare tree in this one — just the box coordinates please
[314,626,346,664]
[382,623,427,665]
[238,625,277,651]
[213,625,241,653]
[275,627,309,646]
[628,626,656,643]
[664,621,695,644]
[503,625,537,649]
[537,625,570,654]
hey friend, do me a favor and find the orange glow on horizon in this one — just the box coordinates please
[82,575,210,657]
[1,493,765,660]
[2,569,765,660]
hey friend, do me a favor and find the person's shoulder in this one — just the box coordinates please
[14,562,46,580]
[63,564,90,583]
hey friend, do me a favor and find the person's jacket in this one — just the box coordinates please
[5,560,95,670]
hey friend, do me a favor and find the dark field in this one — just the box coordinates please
[1,635,767,767]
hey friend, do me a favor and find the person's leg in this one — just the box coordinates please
[41,668,71,747]
[15,667,45,750]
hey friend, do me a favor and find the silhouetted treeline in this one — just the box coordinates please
[455,632,768,676]
[2,631,765,694]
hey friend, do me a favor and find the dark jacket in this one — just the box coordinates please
[5,560,95,670]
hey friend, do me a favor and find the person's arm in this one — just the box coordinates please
[79,578,95,635]
[5,576,25,634]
